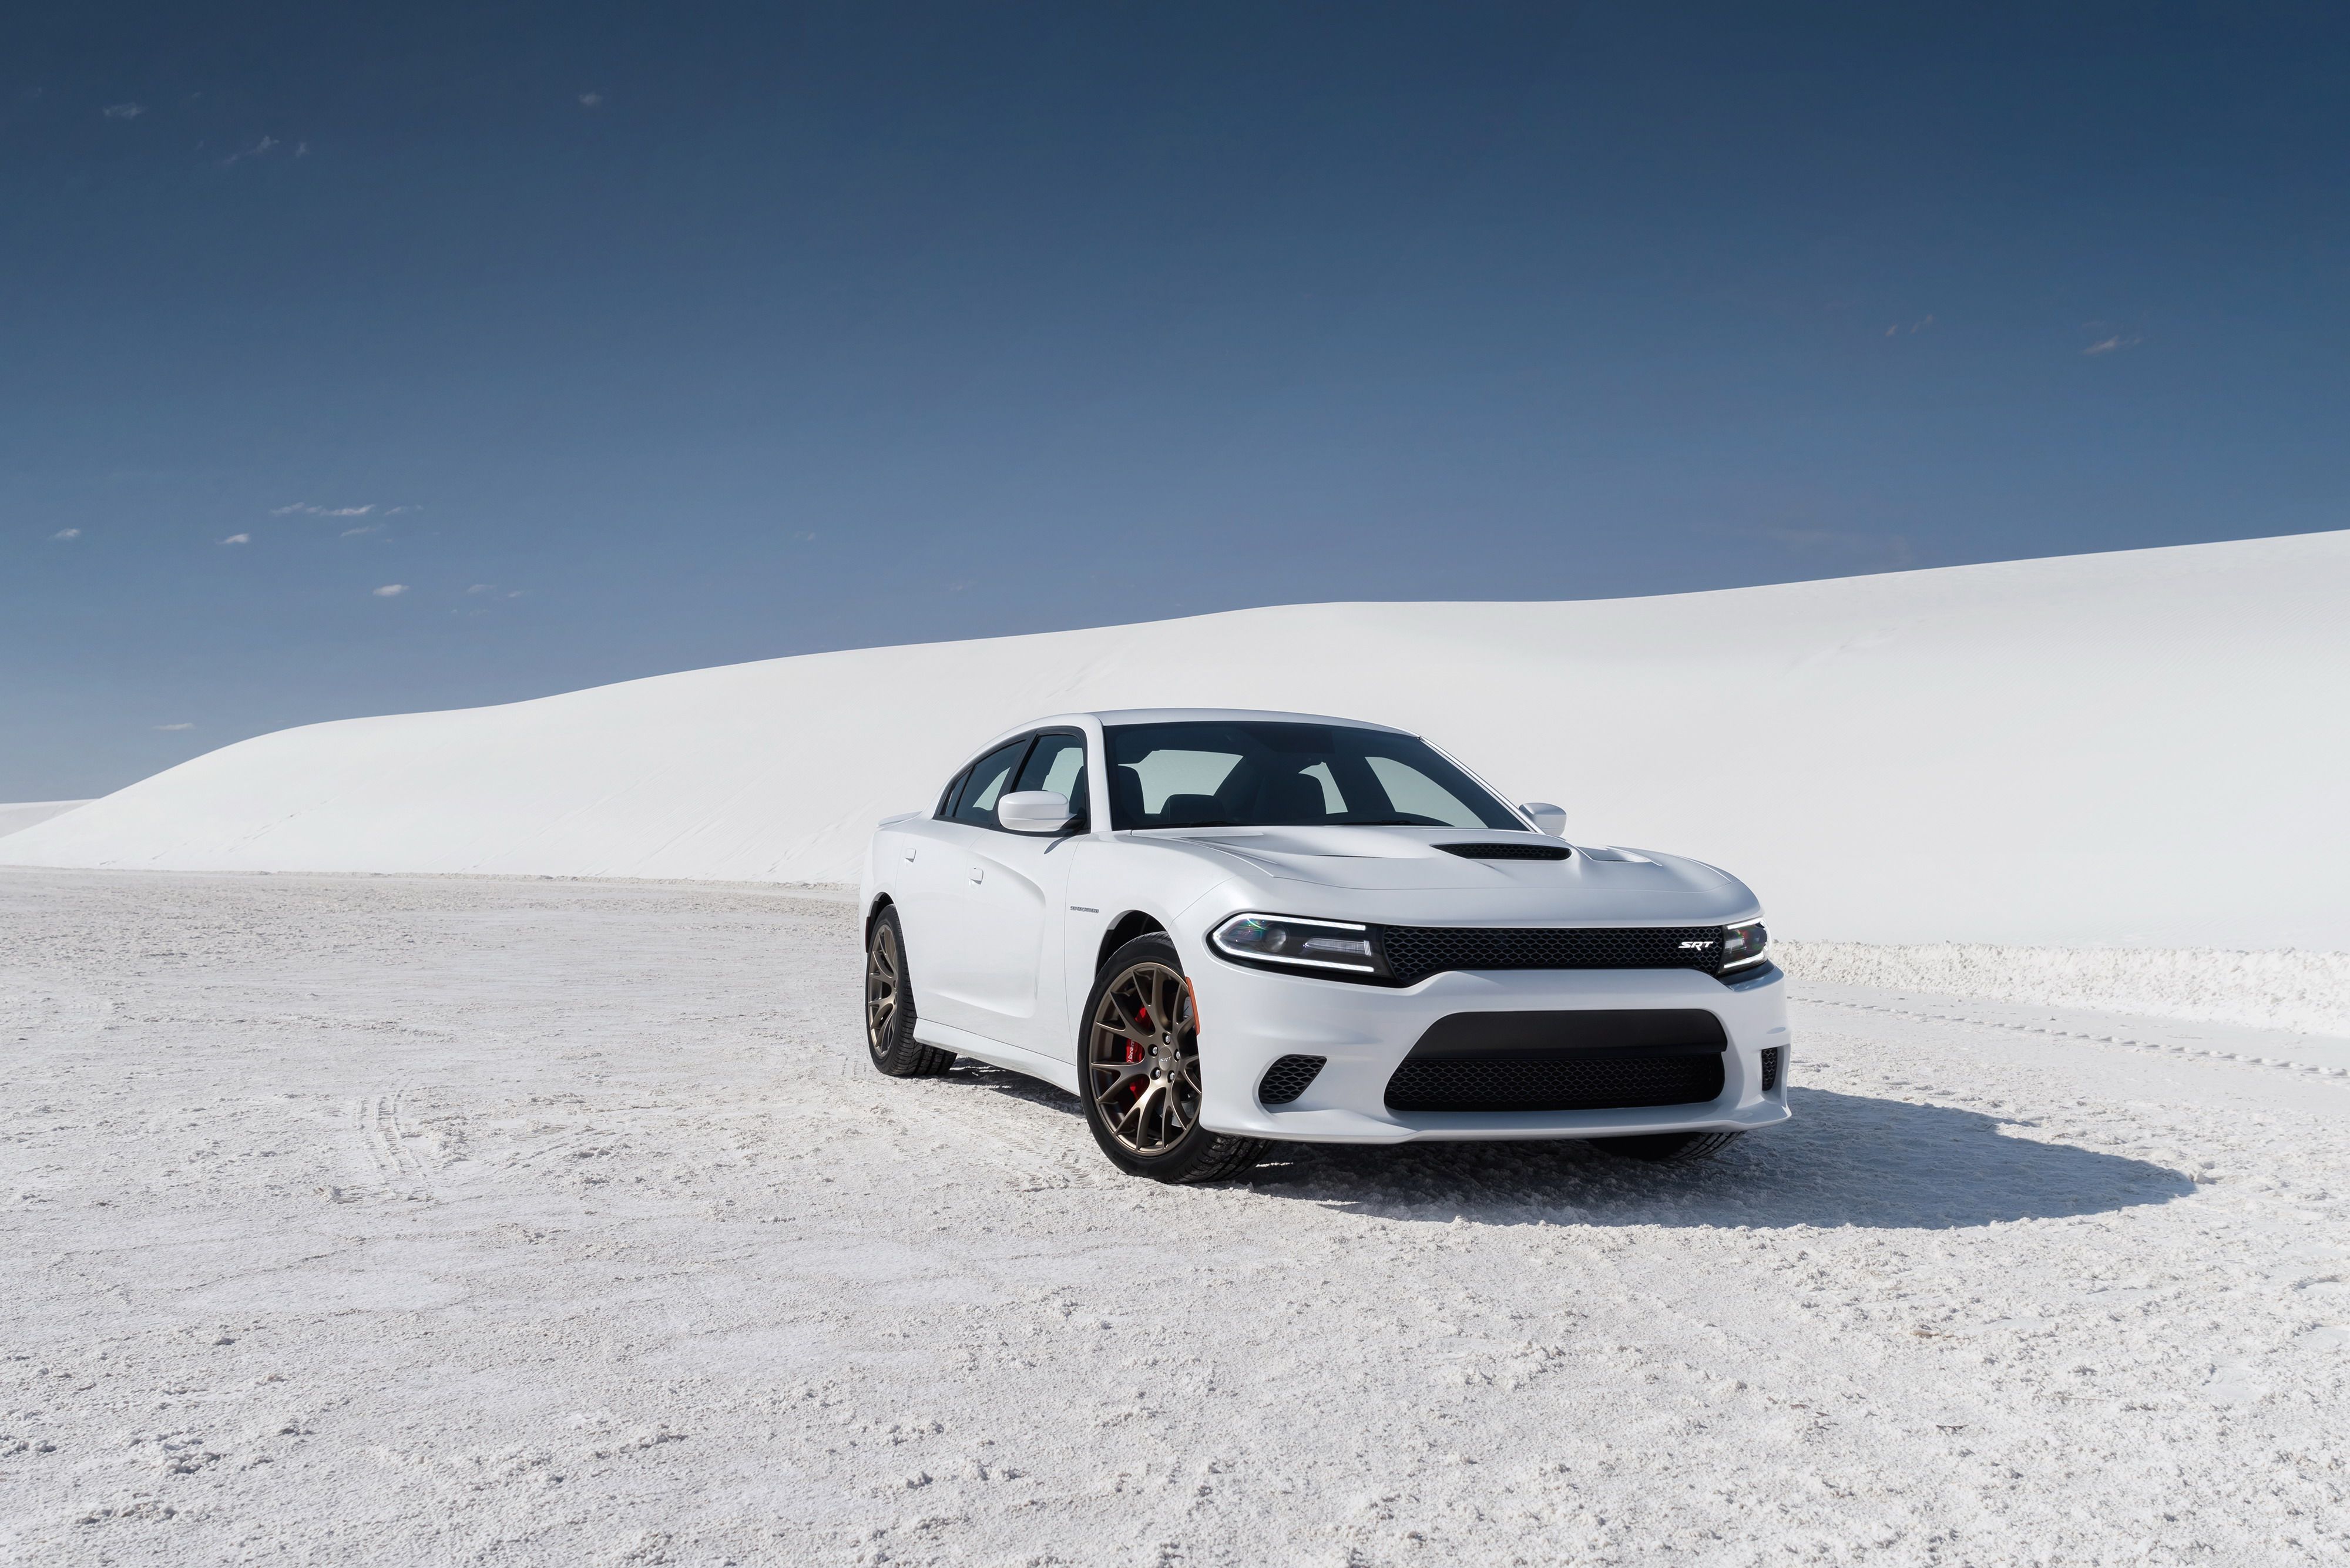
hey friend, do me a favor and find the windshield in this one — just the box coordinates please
[1103,721,1523,831]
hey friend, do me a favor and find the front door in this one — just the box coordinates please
[972,732,1087,1057]
[927,730,1087,1053]
[951,830,1075,1045]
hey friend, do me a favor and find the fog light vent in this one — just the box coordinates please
[1759,1046,1785,1092]
[1258,1055,1327,1106]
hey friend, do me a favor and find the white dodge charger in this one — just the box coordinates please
[858,709,1790,1183]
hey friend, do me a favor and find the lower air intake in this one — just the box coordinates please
[1382,1010,1728,1114]
[1257,1055,1327,1106]
[1759,1046,1785,1092]
[1385,1052,1724,1113]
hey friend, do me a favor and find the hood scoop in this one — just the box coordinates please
[1435,841,1573,861]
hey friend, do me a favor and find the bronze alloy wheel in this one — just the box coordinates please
[1086,959,1202,1156]
[865,919,902,1051]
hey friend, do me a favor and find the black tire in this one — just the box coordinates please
[1592,1130,1744,1164]
[865,906,955,1078]
[1078,934,1268,1184]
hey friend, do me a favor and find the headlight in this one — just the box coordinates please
[1720,918,1768,973]
[1210,913,1382,976]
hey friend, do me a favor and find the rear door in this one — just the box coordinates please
[915,734,1036,1036]
[883,762,975,1011]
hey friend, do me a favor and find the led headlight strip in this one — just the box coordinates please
[1210,913,1382,975]
[1719,918,1769,973]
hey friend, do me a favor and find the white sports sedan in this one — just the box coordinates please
[858,709,1790,1183]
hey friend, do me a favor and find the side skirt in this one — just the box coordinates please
[912,1019,1082,1097]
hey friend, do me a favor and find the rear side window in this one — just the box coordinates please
[935,767,970,819]
[949,737,1034,828]
[1015,732,1088,821]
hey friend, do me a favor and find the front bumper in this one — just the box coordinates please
[1186,954,1792,1144]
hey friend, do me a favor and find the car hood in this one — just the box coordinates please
[1132,827,1760,926]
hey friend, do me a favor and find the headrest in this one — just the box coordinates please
[1258,769,1328,821]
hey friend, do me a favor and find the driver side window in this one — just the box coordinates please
[1014,732,1088,825]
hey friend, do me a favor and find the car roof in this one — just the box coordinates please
[1065,707,1410,734]
[964,708,1411,758]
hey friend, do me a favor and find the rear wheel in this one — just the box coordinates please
[1592,1130,1743,1163]
[1079,935,1267,1183]
[865,906,955,1078]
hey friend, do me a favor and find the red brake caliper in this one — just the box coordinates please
[1126,1006,1149,1094]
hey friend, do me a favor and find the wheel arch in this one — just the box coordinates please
[1096,909,1169,976]
[865,892,894,943]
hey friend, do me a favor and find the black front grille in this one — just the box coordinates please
[1759,1046,1785,1092]
[1435,842,1573,861]
[1257,1055,1327,1106]
[1386,1052,1724,1113]
[1380,925,1725,987]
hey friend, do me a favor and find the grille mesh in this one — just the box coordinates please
[1434,842,1573,861]
[1385,1052,1724,1113]
[1759,1046,1785,1092]
[1380,925,1725,986]
[1257,1055,1327,1106]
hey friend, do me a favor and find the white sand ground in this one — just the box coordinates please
[9,530,2348,949]
[5,869,2345,1566]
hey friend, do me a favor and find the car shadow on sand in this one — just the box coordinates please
[956,1069,2195,1230]
[1254,1087,2198,1230]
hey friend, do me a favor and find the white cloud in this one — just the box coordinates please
[372,584,407,597]
[466,583,494,595]
[221,532,251,545]
[51,527,81,540]
[579,92,604,108]
[221,135,279,166]
[273,503,375,517]
[2084,335,2141,356]
[103,103,144,120]
[341,526,377,537]
[154,722,194,731]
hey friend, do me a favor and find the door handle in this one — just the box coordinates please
[968,865,984,883]
[903,847,916,861]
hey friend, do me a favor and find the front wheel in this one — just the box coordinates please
[1079,935,1267,1183]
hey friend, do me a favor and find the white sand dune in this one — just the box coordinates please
[6,531,2345,949]
[0,800,90,839]
[1780,941,2350,1038]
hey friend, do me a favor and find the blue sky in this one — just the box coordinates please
[5,2,2345,799]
